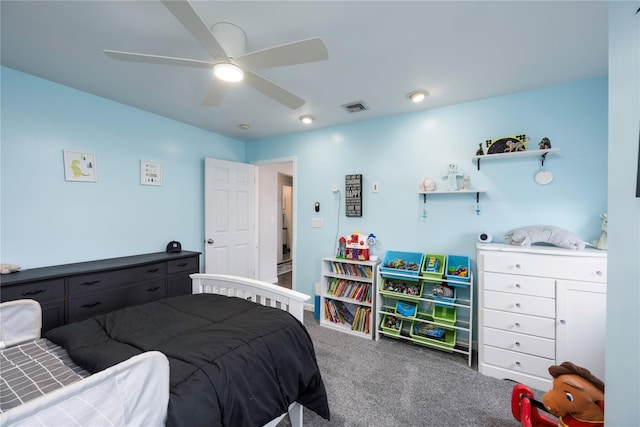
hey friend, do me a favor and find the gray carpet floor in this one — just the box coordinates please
[278,311,542,427]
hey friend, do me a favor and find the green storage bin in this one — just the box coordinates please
[433,305,457,326]
[380,314,403,337]
[421,254,446,282]
[380,278,424,301]
[410,322,456,352]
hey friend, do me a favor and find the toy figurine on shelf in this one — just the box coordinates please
[475,143,485,156]
[336,236,346,259]
[345,232,370,260]
[539,137,552,149]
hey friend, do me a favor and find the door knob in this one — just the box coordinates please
[206,239,214,244]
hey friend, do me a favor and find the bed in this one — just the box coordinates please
[0,273,330,427]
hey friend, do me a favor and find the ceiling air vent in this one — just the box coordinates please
[341,101,369,113]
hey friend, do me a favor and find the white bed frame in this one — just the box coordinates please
[0,274,312,427]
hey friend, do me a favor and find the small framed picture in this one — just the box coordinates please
[63,150,97,182]
[141,160,162,186]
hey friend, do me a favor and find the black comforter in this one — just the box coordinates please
[46,294,330,427]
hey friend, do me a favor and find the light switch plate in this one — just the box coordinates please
[372,182,379,192]
[311,218,324,228]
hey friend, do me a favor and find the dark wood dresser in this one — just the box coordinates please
[0,251,200,333]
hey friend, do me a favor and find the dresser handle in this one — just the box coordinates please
[81,302,101,309]
[514,322,521,328]
[81,280,101,286]
[595,270,603,276]
[22,289,46,296]
[147,286,161,292]
[515,342,521,347]
[515,283,521,289]
[147,268,160,273]
[515,303,521,308]
[177,262,188,267]
[515,361,521,367]
[514,263,521,269]
[560,319,566,325]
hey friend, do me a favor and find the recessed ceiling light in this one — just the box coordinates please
[238,124,250,130]
[299,115,315,124]
[407,90,429,103]
[213,63,244,82]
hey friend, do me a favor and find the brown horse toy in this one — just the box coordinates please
[542,361,605,427]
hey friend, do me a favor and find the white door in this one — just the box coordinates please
[204,158,256,277]
[556,279,607,380]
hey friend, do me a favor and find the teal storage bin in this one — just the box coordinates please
[445,255,470,285]
[380,251,424,281]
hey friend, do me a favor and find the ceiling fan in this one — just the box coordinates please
[104,0,328,109]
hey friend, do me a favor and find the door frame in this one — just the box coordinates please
[252,156,297,288]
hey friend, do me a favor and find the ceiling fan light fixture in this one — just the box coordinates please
[213,63,244,82]
[407,90,429,103]
[299,115,315,124]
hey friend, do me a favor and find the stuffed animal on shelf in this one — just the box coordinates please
[505,225,587,250]
[542,361,605,427]
[591,213,608,250]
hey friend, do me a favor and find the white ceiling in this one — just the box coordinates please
[1,1,608,142]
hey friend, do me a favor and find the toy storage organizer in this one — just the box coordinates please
[375,251,473,367]
[319,256,380,339]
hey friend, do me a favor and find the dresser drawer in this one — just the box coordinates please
[168,257,198,275]
[1,279,65,303]
[67,279,166,322]
[484,290,555,318]
[482,252,606,283]
[68,263,166,296]
[483,309,555,339]
[483,346,553,378]
[483,327,555,359]
[483,272,554,298]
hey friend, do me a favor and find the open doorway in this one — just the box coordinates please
[277,175,293,288]
[255,159,295,289]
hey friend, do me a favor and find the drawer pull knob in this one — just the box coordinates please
[177,263,188,267]
[22,289,46,296]
[515,303,521,308]
[560,319,566,325]
[515,264,521,269]
[596,270,603,276]
[147,268,160,273]
[515,361,521,367]
[147,286,161,292]
[515,342,521,347]
[515,283,521,289]
[81,280,101,286]
[81,302,101,309]
[514,322,521,328]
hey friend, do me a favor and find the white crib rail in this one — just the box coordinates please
[190,273,310,323]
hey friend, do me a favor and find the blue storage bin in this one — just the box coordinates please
[432,286,456,308]
[445,254,470,285]
[380,251,424,281]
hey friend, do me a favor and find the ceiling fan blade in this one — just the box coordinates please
[234,37,328,70]
[161,0,228,60]
[202,80,229,106]
[244,71,305,109]
[104,50,214,69]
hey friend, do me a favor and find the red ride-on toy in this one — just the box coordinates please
[511,384,557,427]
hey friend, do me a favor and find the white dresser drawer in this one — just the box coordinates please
[483,346,553,378]
[484,290,555,318]
[483,327,555,359]
[483,272,554,298]
[483,309,555,339]
[482,252,606,283]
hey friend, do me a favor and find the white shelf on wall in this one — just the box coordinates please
[472,148,559,170]
[417,190,487,215]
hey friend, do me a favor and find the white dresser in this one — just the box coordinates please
[476,243,607,391]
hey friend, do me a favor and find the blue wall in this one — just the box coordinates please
[1,67,245,268]
[246,77,608,297]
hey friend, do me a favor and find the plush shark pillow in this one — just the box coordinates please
[505,225,586,250]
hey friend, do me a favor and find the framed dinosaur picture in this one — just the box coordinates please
[63,150,97,182]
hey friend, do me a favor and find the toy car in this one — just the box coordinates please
[425,256,439,272]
